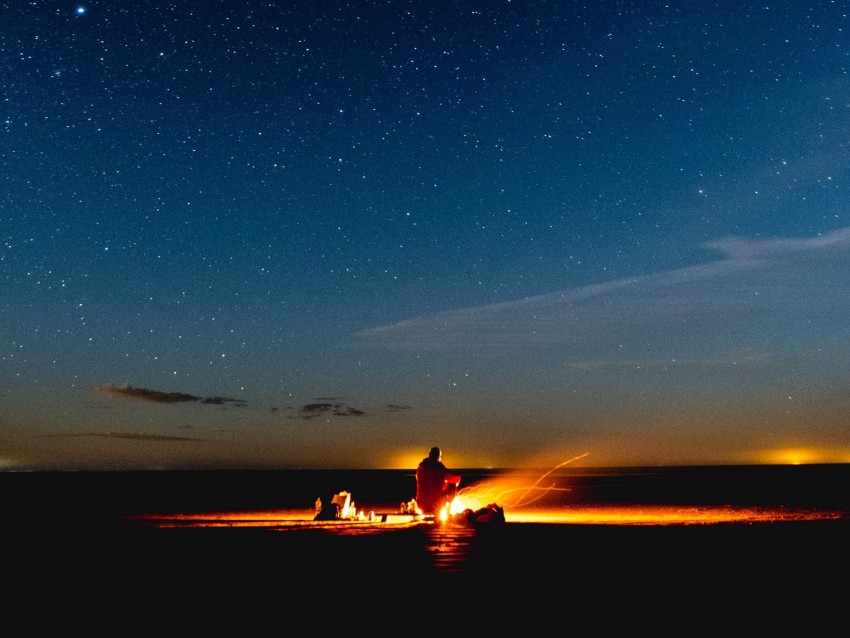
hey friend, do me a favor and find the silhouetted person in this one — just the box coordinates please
[415,446,461,515]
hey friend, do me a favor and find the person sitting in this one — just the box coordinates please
[415,446,461,515]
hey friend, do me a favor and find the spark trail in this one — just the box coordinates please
[456,452,590,510]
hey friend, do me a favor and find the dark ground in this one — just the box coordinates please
[5,468,848,629]
[8,509,848,628]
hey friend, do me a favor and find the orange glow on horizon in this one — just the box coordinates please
[754,447,850,465]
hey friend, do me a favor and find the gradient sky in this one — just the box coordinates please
[2,1,849,471]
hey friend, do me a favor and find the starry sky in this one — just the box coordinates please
[2,1,849,471]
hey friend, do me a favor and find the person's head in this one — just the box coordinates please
[428,446,441,461]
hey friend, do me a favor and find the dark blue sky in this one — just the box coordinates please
[2,1,849,470]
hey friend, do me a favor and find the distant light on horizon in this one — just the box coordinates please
[755,448,850,465]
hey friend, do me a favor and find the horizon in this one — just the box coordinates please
[4,459,849,474]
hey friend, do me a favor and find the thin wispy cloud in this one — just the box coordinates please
[281,402,412,420]
[355,228,850,367]
[93,384,247,407]
[44,432,203,442]
[292,401,366,419]
[385,404,412,412]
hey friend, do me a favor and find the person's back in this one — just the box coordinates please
[415,447,460,515]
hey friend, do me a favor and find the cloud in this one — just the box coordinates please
[93,384,247,407]
[354,227,850,366]
[705,226,850,259]
[385,404,412,412]
[200,396,248,407]
[293,401,366,419]
[45,431,203,442]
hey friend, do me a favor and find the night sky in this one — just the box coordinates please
[3,1,849,471]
